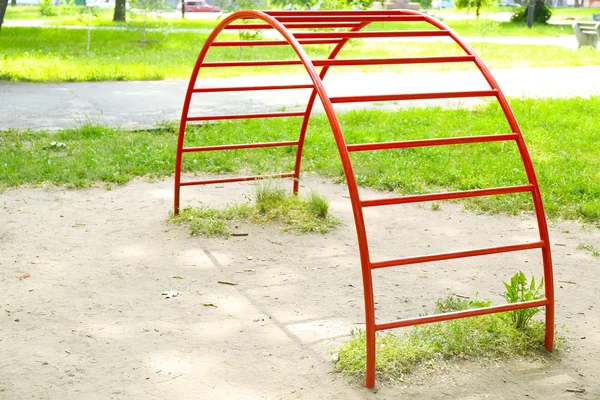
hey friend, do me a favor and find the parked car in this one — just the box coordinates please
[176,0,220,12]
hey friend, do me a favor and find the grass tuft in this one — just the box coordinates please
[169,182,340,237]
[576,243,600,257]
[333,296,558,383]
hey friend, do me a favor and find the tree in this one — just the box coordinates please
[510,0,552,25]
[113,0,127,22]
[0,0,8,33]
[454,0,495,18]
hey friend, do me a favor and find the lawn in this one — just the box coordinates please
[5,5,575,36]
[1,97,598,224]
[1,26,599,82]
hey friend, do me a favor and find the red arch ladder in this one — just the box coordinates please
[173,9,555,388]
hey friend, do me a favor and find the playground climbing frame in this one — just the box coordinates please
[173,9,555,388]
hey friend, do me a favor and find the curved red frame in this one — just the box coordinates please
[173,10,555,388]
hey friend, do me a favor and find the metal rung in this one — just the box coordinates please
[192,84,314,93]
[370,241,544,269]
[202,56,475,68]
[266,15,428,23]
[293,30,449,39]
[182,141,299,152]
[314,56,474,67]
[186,111,305,122]
[361,185,534,207]
[347,133,517,152]
[266,9,417,14]
[225,22,362,29]
[211,39,343,47]
[330,90,498,104]
[202,60,303,67]
[179,173,296,187]
[375,299,549,331]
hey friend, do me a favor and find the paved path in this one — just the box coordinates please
[1,66,599,131]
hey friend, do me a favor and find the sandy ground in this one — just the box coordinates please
[1,176,599,399]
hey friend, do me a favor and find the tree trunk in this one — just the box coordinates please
[0,0,8,33]
[526,0,535,27]
[11,0,15,6]
[113,0,126,22]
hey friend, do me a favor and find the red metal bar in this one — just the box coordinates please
[347,133,517,152]
[175,10,556,390]
[201,56,475,68]
[192,84,313,93]
[180,173,296,187]
[315,55,475,66]
[182,141,299,152]
[361,185,533,207]
[375,299,549,331]
[423,14,556,354]
[370,241,544,269]
[186,111,304,122]
[225,22,362,29]
[293,30,449,39]
[331,90,498,104]
[266,9,414,14]
[202,59,302,67]
[211,39,343,47]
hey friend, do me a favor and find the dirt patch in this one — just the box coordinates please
[1,176,599,399]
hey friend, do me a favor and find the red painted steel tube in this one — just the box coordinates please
[192,84,314,93]
[202,56,475,67]
[174,10,556,389]
[186,111,304,121]
[330,90,498,104]
[370,241,544,269]
[266,9,413,14]
[291,22,369,192]
[314,55,476,66]
[211,39,343,47]
[361,185,533,207]
[201,59,303,67]
[375,299,549,331]
[182,141,299,152]
[293,30,449,39]
[225,22,362,29]
[422,13,555,352]
[271,15,427,22]
[180,173,296,187]
[347,133,517,152]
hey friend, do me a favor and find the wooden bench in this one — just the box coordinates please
[572,21,600,49]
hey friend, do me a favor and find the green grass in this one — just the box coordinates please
[169,181,340,236]
[334,296,557,383]
[6,5,574,36]
[1,97,599,225]
[2,26,599,82]
[576,243,600,257]
[549,7,600,20]
[364,19,573,36]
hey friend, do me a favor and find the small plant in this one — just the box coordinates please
[333,293,555,383]
[503,271,544,329]
[308,191,329,219]
[42,141,67,151]
[40,0,57,16]
[577,243,600,257]
[430,202,441,211]
[169,182,340,237]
